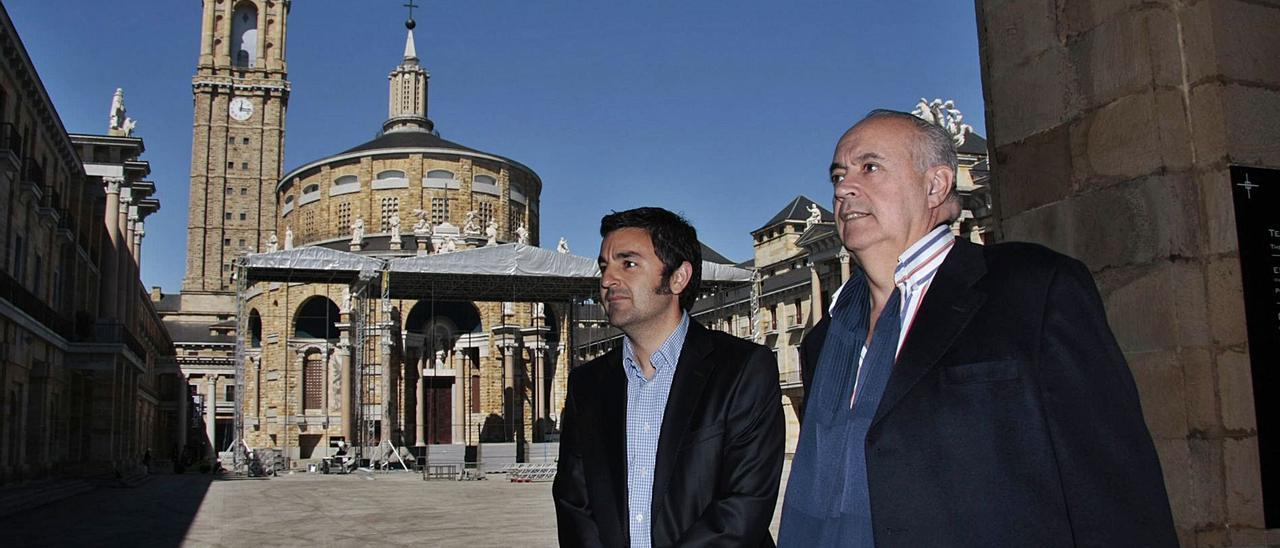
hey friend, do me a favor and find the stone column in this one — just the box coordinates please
[118,195,132,323]
[133,222,144,266]
[809,265,824,325]
[453,354,465,445]
[837,248,851,283]
[415,351,426,446]
[499,341,524,459]
[532,346,547,426]
[100,179,122,321]
[205,376,217,462]
[176,376,188,451]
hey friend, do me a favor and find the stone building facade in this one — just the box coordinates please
[0,4,184,484]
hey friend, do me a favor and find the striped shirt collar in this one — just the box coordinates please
[893,225,955,291]
[622,312,691,381]
[829,225,956,315]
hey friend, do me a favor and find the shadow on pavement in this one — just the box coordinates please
[0,474,216,548]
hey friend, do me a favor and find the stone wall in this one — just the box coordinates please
[975,0,1280,544]
[278,153,541,249]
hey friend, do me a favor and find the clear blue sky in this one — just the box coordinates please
[7,0,986,293]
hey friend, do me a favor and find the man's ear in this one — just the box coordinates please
[668,261,693,296]
[926,165,955,209]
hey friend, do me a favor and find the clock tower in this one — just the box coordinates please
[183,0,290,293]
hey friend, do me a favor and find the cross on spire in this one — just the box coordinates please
[404,0,419,19]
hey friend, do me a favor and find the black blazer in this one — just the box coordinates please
[799,239,1177,547]
[554,320,785,547]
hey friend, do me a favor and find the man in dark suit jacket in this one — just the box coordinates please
[554,207,785,547]
[778,110,1176,546]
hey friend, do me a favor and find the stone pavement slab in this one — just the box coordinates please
[1,462,791,547]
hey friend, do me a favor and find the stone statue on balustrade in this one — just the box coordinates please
[411,209,432,237]
[350,218,365,246]
[516,223,529,245]
[284,226,294,250]
[485,220,498,247]
[557,237,570,254]
[266,233,278,252]
[388,214,402,242]
[463,210,481,235]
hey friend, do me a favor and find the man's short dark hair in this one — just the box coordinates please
[600,207,702,311]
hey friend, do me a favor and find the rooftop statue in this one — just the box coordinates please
[351,218,365,245]
[911,98,974,147]
[485,220,498,247]
[411,209,432,236]
[805,203,822,229]
[463,210,481,235]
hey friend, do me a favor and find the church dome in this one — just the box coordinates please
[274,26,541,255]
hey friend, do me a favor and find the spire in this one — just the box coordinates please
[403,29,418,61]
[383,4,432,134]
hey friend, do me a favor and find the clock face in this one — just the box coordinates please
[229,97,254,122]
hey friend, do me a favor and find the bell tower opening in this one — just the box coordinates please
[231,3,259,68]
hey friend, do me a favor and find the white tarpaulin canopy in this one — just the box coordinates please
[388,243,599,277]
[241,246,382,283]
[240,243,753,301]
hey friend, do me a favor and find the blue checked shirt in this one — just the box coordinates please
[622,312,690,548]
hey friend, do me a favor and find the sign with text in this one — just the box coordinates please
[1230,165,1280,527]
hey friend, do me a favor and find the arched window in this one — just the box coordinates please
[303,352,324,410]
[231,3,259,68]
[424,169,458,189]
[248,309,262,347]
[333,175,358,187]
[299,183,321,205]
[472,174,499,195]
[373,170,408,190]
[294,297,340,339]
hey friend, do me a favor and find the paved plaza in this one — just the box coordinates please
[2,463,790,547]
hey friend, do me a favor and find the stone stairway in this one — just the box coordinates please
[0,478,94,518]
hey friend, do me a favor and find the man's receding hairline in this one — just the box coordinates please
[840,114,950,173]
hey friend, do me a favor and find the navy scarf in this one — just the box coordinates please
[778,271,901,547]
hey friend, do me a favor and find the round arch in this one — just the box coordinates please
[248,308,263,347]
[294,296,340,339]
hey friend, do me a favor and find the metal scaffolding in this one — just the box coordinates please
[229,244,754,472]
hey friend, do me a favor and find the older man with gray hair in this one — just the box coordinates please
[777,110,1176,547]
